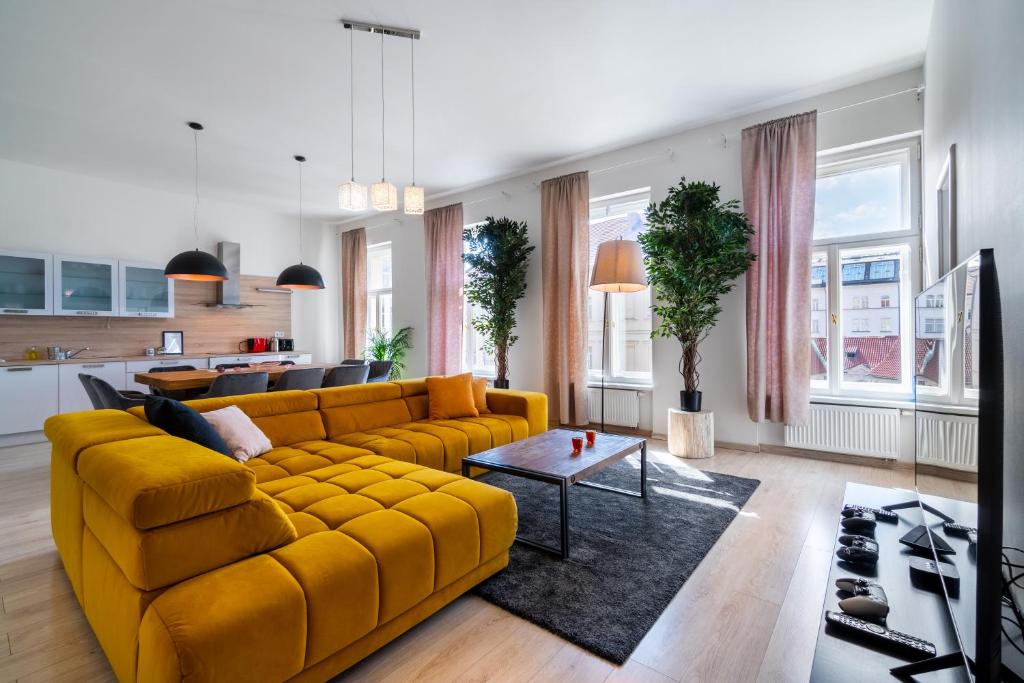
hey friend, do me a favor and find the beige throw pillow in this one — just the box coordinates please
[201,405,273,463]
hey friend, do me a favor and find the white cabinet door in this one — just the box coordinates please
[59,361,126,413]
[125,357,208,393]
[208,355,265,368]
[54,256,118,317]
[0,249,53,316]
[279,353,312,364]
[0,365,58,434]
[119,261,174,318]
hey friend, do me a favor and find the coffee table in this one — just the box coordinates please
[462,428,647,559]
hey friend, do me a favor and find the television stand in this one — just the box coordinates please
[883,499,955,524]
[890,651,969,679]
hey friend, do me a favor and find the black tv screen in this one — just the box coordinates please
[913,249,1017,681]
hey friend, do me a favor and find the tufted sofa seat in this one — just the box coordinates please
[45,379,546,682]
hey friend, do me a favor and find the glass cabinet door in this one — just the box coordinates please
[119,261,174,317]
[54,256,117,316]
[0,249,53,315]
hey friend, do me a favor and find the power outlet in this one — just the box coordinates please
[273,331,284,338]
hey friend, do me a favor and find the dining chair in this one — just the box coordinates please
[78,373,102,408]
[341,359,366,365]
[81,374,148,410]
[270,367,325,392]
[322,364,370,387]
[214,363,251,371]
[198,372,269,399]
[367,360,393,383]
[147,365,198,398]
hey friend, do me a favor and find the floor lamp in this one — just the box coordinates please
[589,239,648,432]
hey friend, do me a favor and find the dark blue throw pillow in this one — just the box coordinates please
[144,396,232,457]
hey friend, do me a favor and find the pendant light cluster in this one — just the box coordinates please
[164,122,229,282]
[277,155,325,290]
[339,20,423,215]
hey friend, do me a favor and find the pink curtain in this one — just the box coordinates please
[340,227,367,359]
[742,111,817,425]
[424,203,464,375]
[541,171,590,426]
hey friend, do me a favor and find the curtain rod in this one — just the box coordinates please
[819,86,924,116]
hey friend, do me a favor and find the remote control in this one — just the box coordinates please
[943,521,977,543]
[845,504,898,523]
[825,611,936,660]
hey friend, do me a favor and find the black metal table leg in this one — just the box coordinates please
[640,439,647,498]
[559,478,569,559]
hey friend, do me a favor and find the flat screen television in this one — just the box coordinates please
[907,249,1021,681]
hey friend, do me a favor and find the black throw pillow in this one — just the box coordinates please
[144,396,232,457]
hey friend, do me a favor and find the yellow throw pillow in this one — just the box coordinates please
[472,378,492,415]
[426,373,480,420]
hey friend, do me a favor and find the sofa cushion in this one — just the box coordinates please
[472,378,492,414]
[144,396,232,456]
[426,373,479,420]
[320,399,413,438]
[78,435,256,529]
[201,405,273,462]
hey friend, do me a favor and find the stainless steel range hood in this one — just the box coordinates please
[205,241,256,308]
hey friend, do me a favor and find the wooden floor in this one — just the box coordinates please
[1,439,956,683]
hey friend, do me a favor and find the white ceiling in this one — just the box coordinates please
[0,0,933,219]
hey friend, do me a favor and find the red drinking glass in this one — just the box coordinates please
[585,430,596,447]
[571,436,584,455]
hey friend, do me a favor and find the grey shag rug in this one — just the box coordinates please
[472,456,760,663]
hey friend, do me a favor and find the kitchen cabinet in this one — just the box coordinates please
[0,249,53,316]
[208,355,270,368]
[119,261,174,317]
[0,365,58,434]
[279,353,312,365]
[54,256,118,316]
[59,361,126,413]
[125,357,208,393]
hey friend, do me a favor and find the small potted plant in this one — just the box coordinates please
[463,217,534,388]
[638,179,756,411]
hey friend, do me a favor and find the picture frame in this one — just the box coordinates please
[161,330,184,355]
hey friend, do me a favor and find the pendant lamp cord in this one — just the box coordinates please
[192,128,200,247]
[410,36,416,186]
[349,26,355,181]
[297,158,304,263]
[380,28,385,181]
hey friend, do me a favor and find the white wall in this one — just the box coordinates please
[923,0,1024,608]
[336,68,924,445]
[0,158,331,354]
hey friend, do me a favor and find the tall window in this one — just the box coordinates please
[811,138,920,397]
[587,188,653,385]
[462,224,496,376]
[366,242,392,339]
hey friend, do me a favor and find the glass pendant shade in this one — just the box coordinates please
[404,184,424,215]
[371,180,398,211]
[338,180,368,211]
[276,263,325,290]
[165,248,229,281]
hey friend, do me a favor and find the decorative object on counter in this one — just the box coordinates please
[638,179,756,412]
[161,331,183,355]
[463,217,535,389]
[240,337,270,353]
[25,346,39,360]
[365,326,412,380]
[276,155,326,290]
[337,23,367,212]
[163,122,229,282]
[589,238,647,430]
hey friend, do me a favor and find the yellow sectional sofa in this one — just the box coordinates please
[45,380,546,682]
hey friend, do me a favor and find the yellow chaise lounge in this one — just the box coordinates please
[45,380,546,682]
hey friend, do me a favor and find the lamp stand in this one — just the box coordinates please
[600,291,608,433]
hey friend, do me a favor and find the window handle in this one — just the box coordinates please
[830,313,838,325]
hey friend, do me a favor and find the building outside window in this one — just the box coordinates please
[462,223,496,376]
[587,188,653,385]
[366,242,393,341]
[810,137,921,396]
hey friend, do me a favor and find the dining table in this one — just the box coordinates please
[133,363,338,392]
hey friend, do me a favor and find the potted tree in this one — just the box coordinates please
[638,179,756,412]
[463,217,534,388]
[365,326,413,380]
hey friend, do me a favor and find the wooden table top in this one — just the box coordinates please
[463,428,645,481]
[133,363,336,391]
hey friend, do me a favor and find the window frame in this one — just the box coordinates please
[366,241,393,340]
[811,137,922,402]
[587,187,654,388]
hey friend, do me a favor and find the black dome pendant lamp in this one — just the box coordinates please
[277,155,325,290]
[165,122,229,281]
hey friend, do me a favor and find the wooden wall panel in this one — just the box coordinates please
[0,275,291,360]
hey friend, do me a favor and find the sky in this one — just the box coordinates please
[814,162,903,240]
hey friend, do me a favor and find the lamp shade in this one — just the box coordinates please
[371,180,398,212]
[338,180,368,211]
[404,184,424,215]
[164,249,229,281]
[589,240,647,292]
[276,263,325,290]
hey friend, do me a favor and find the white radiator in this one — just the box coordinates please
[784,404,901,459]
[586,388,640,428]
[916,411,978,472]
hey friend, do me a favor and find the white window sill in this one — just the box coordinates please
[587,381,653,392]
[810,394,914,410]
